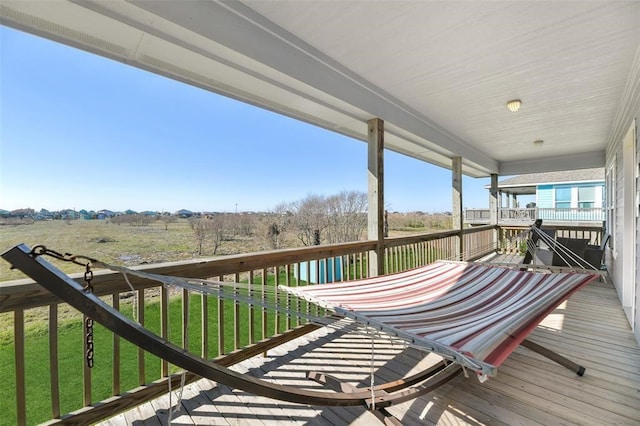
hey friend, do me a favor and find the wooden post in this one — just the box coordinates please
[490,174,499,251]
[367,118,385,276]
[452,157,463,260]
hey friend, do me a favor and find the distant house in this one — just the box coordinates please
[97,209,115,220]
[10,208,35,219]
[38,209,54,220]
[59,209,78,220]
[78,210,93,220]
[176,209,194,218]
[465,168,605,225]
[498,168,604,209]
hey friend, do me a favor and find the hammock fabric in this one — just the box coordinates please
[283,261,599,376]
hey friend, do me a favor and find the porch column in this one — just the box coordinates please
[367,118,385,277]
[452,157,464,260]
[490,174,498,225]
[490,174,500,252]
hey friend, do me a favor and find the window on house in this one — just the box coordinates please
[555,187,571,208]
[578,186,596,208]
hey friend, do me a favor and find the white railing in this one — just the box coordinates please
[465,207,605,224]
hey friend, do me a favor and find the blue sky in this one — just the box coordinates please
[1,26,492,213]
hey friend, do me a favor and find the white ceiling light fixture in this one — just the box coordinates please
[506,99,522,112]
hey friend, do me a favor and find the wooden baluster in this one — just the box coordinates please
[295,263,301,326]
[15,309,26,426]
[137,288,145,386]
[274,266,281,334]
[49,304,60,419]
[160,286,168,377]
[248,271,255,344]
[182,289,189,351]
[285,265,292,330]
[234,272,240,350]
[201,286,208,359]
[112,294,120,396]
[262,268,268,342]
[217,275,224,356]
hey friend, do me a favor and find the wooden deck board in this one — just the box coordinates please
[97,274,640,425]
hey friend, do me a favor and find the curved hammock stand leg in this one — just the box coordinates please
[521,339,585,376]
[2,244,464,419]
[308,362,462,424]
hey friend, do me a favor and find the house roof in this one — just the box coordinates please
[490,167,605,195]
[1,2,639,178]
[500,167,605,187]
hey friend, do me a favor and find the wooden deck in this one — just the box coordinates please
[99,264,640,425]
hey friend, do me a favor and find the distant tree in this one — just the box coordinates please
[208,215,228,254]
[190,217,208,255]
[158,214,177,230]
[227,213,256,237]
[189,215,228,255]
[290,194,329,246]
[110,213,152,226]
[324,191,368,244]
[262,202,292,249]
[286,191,367,246]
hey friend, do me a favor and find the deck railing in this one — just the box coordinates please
[498,224,605,254]
[1,225,497,425]
[465,207,606,225]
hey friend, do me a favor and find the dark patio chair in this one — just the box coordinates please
[583,234,610,270]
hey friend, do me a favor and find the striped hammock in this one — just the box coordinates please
[282,261,598,377]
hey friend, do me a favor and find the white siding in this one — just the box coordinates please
[607,121,637,339]
[636,120,639,343]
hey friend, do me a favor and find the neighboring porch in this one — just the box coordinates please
[465,207,606,226]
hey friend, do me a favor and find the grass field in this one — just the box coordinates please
[0,219,218,282]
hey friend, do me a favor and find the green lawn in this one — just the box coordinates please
[0,284,301,426]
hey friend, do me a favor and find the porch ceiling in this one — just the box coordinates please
[2,1,639,177]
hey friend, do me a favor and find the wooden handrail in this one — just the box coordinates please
[1,227,497,313]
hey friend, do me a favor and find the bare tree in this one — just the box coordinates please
[190,217,209,255]
[227,213,256,238]
[190,215,230,255]
[290,194,329,246]
[325,191,368,243]
[208,214,227,254]
[158,214,177,230]
[262,202,292,249]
